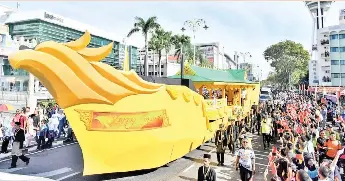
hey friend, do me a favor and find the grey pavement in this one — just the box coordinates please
[170,134,269,181]
[0,133,271,181]
[0,139,66,161]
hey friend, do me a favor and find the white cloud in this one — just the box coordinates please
[3,1,345,79]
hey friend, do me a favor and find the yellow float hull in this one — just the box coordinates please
[8,31,222,175]
[66,88,212,175]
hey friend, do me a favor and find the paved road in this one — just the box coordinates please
[0,134,271,181]
[171,133,270,181]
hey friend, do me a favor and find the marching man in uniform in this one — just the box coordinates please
[215,124,227,166]
[9,122,30,169]
[197,154,217,181]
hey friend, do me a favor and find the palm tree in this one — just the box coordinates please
[171,34,191,62]
[162,31,172,77]
[149,28,172,77]
[127,16,160,76]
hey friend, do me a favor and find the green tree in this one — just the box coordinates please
[171,34,210,67]
[263,40,309,89]
[171,34,191,62]
[149,28,172,77]
[127,16,160,76]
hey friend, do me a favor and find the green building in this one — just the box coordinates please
[5,10,138,70]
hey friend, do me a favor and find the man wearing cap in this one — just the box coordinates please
[9,121,30,169]
[197,154,216,181]
[235,136,255,181]
[215,124,227,166]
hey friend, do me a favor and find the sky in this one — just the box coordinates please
[1,1,345,79]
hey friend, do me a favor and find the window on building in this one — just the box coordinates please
[341,60,345,65]
[332,73,340,78]
[340,34,345,39]
[342,73,345,78]
[325,70,330,73]
[330,34,339,40]
[331,60,339,65]
[340,47,345,52]
[330,47,339,52]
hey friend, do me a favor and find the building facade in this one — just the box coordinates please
[196,42,230,70]
[137,49,168,77]
[239,63,255,81]
[315,9,345,87]
[5,10,138,70]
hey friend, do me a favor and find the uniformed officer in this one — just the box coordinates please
[197,154,217,181]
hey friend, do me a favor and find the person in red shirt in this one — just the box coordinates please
[18,108,28,133]
[11,109,20,128]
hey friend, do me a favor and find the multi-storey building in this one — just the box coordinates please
[315,9,345,87]
[195,42,230,70]
[239,62,258,81]
[4,10,139,70]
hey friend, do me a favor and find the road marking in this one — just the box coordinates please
[56,172,81,181]
[0,142,77,163]
[30,167,72,177]
[0,167,27,173]
[183,164,194,173]
[254,153,269,158]
[255,162,267,167]
[182,147,215,173]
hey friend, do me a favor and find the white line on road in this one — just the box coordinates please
[0,142,77,163]
[56,171,81,181]
[30,167,72,177]
[0,167,27,173]
[182,164,194,173]
[255,162,268,167]
[181,147,215,173]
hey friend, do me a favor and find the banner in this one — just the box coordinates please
[76,109,170,131]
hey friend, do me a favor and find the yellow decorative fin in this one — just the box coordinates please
[182,91,191,102]
[8,50,112,108]
[77,42,114,62]
[90,62,160,94]
[193,95,201,106]
[166,86,179,100]
[63,31,91,51]
[202,101,207,117]
[120,70,163,90]
[35,41,135,104]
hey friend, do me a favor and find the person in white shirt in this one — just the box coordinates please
[48,113,59,134]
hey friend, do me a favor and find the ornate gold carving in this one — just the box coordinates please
[75,109,94,130]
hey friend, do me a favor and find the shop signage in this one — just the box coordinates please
[44,12,64,23]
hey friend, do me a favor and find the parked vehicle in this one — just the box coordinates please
[259,94,272,103]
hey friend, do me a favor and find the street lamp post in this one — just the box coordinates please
[181,19,209,65]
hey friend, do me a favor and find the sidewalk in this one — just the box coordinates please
[170,136,267,181]
[0,139,74,161]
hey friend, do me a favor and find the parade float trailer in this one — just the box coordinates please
[170,64,260,128]
[8,31,259,176]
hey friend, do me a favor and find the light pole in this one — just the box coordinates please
[122,38,129,71]
[181,19,209,65]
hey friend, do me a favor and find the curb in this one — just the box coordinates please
[0,140,76,161]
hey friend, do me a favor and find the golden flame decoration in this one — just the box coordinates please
[9,31,163,108]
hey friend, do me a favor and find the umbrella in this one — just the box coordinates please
[0,104,14,112]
